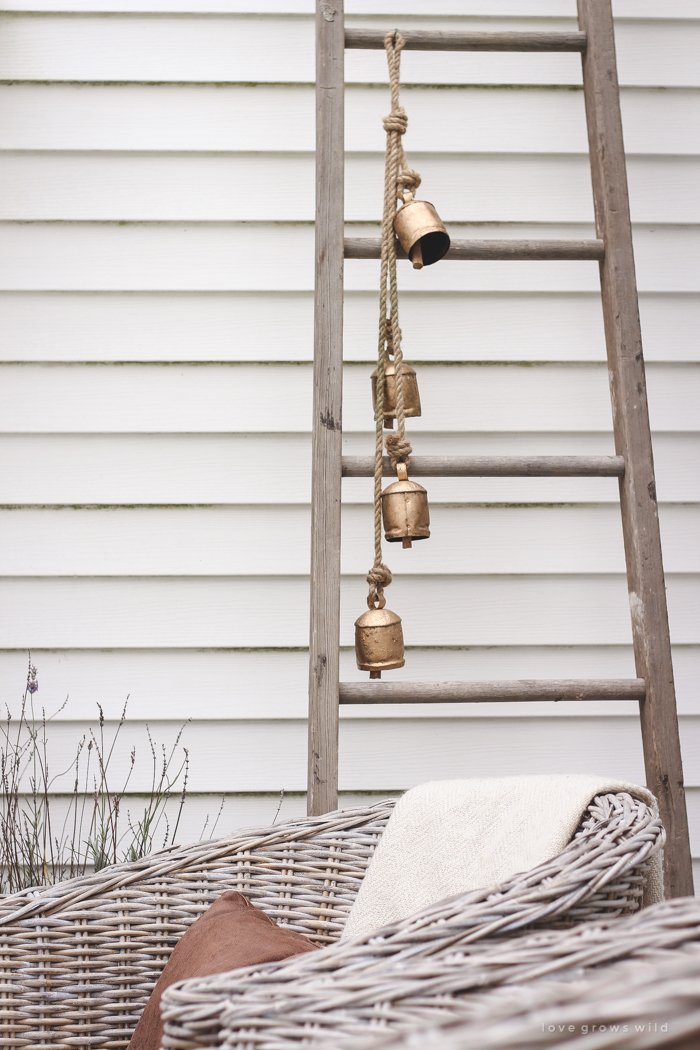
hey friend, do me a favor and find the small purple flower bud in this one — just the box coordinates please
[27,680,38,694]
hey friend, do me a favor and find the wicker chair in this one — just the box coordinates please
[162,897,700,1050]
[0,792,661,1049]
[156,790,661,1050]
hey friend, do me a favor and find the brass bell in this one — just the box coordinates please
[394,199,450,270]
[355,601,405,679]
[381,463,430,548]
[371,360,422,429]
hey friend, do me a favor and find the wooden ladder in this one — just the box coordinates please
[308,0,694,898]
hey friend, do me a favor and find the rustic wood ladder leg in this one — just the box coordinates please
[308,0,344,816]
[307,0,693,895]
[578,0,693,897]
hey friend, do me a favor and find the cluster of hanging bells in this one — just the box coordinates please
[356,355,429,678]
[355,194,449,678]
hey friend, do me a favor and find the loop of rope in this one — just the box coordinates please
[385,434,413,471]
[366,563,392,608]
[396,167,421,198]
[366,30,417,609]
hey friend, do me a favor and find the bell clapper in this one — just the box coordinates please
[397,465,412,545]
[410,239,423,270]
[370,670,381,679]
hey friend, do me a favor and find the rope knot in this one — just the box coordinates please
[382,109,408,136]
[367,562,393,607]
[396,168,421,198]
[385,434,413,470]
[367,564,392,589]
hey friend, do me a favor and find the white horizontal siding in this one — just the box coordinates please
[2,154,700,224]
[0,15,698,87]
[1,575,697,648]
[0,362,697,432]
[0,3,694,18]
[5,715,700,792]
[2,223,698,293]
[1,2,698,887]
[2,86,699,154]
[0,292,697,363]
[1,433,698,504]
[1,504,699,576]
[3,647,700,721]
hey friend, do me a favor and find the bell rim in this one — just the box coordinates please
[385,532,430,541]
[356,658,406,672]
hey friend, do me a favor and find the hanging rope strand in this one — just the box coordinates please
[366,31,419,608]
[383,32,415,471]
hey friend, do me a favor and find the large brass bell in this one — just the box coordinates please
[355,600,405,679]
[394,198,450,270]
[381,463,430,548]
[371,360,421,429]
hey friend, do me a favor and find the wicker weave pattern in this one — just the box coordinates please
[0,802,394,1049]
[163,899,698,1050]
[161,792,664,1050]
[354,899,700,1050]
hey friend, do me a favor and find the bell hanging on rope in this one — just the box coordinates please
[381,463,430,548]
[394,197,450,270]
[371,360,422,429]
[355,600,405,679]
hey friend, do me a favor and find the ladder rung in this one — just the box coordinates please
[342,456,625,478]
[344,30,587,54]
[344,238,605,262]
[339,680,645,704]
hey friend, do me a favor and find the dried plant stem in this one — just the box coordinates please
[0,656,199,892]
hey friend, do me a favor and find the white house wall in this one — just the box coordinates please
[0,0,698,885]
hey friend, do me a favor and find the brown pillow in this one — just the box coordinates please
[128,890,319,1050]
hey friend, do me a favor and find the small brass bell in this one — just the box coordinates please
[381,463,430,548]
[394,199,450,270]
[371,360,422,429]
[355,600,405,679]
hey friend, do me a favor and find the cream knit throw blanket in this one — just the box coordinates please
[342,775,663,941]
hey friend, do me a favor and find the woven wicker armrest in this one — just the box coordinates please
[350,898,700,1050]
[161,791,664,1050]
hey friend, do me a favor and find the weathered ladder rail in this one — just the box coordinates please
[309,0,693,897]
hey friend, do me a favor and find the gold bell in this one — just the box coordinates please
[355,600,405,679]
[381,463,430,548]
[371,360,422,429]
[394,199,450,270]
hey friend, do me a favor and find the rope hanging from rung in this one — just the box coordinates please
[355,31,449,681]
[367,31,415,610]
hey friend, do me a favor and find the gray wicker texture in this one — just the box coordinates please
[161,792,664,1050]
[164,898,700,1050]
[354,899,700,1050]
[0,801,394,1049]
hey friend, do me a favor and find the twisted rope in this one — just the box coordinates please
[366,31,418,608]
